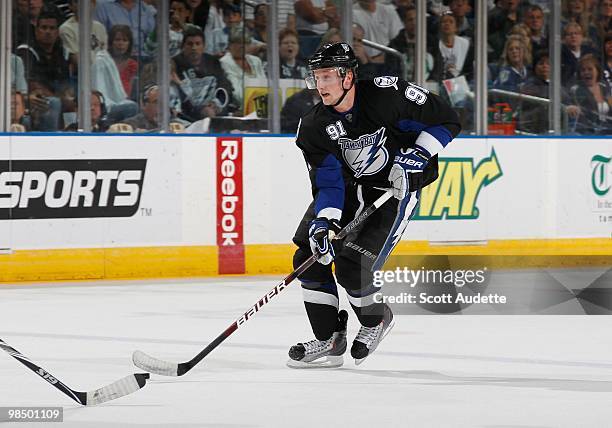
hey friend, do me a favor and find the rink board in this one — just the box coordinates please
[0,134,610,281]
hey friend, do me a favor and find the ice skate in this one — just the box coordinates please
[351,304,395,365]
[287,310,348,369]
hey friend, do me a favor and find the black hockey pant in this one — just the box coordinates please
[292,182,420,340]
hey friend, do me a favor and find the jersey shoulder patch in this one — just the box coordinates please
[373,76,400,90]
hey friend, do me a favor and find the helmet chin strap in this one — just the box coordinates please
[331,74,355,107]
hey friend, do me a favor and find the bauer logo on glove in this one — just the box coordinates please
[388,147,430,200]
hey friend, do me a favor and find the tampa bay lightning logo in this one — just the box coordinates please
[374,76,399,90]
[338,127,389,178]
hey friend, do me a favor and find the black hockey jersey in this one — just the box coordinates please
[295,77,461,221]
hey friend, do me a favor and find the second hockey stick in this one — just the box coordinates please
[133,189,394,376]
[0,338,149,405]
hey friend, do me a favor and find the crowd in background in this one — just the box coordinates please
[8,0,612,134]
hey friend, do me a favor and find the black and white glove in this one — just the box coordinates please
[388,147,430,200]
[308,217,341,265]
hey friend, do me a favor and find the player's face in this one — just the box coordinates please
[311,68,345,105]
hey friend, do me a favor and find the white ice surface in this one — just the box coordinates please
[1,276,612,427]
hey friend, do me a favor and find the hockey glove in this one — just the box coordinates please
[308,217,341,265]
[388,147,430,200]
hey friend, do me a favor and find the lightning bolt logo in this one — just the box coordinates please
[339,127,389,177]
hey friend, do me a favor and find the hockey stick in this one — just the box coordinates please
[0,338,149,405]
[133,189,394,376]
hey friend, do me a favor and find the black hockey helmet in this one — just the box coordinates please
[305,43,359,100]
[307,42,358,72]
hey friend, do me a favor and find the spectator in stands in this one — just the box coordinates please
[94,0,156,57]
[353,0,403,63]
[90,90,110,132]
[429,11,474,82]
[13,0,50,49]
[595,0,612,44]
[252,4,268,44]
[519,50,552,133]
[320,28,343,45]
[91,25,139,123]
[123,84,162,131]
[567,54,612,133]
[11,91,31,131]
[187,0,210,30]
[387,6,416,79]
[520,50,550,99]
[562,0,600,48]
[245,0,295,32]
[17,10,72,131]
[603,31,612,86]
[145,0,192,58]
[279,29,308,79]
[493,34,531,92]
[11,54,27,95]
[49,0,72,21]
[138,61,188,123]
[220,28,266,112]
[295,0,339,58]
[522,4,548,52]
[26,80,64,131]
[173,26,234,121]
[488,0,521,63]
[352,23,386,79]
[444,0,473,41]
[207,4,243,57]
[108,25,138,97]
[281,89,321,133]
[170,0,192,56]
[63,90,110,132]
[60,0,108,66]
[245,4,269,61]
[562,21,599,84]
[509,23,534,66]
[203,0,226,48]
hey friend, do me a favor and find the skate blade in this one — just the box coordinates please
[286,355,344,369]
[354,317,396,366]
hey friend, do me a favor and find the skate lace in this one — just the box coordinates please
[355,323,383,347]
[302,338,333,356]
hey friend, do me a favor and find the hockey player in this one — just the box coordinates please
[288,43,461,368]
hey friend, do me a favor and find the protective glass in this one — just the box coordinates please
[305,68,343,89]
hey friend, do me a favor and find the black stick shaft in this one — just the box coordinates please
[0,339,86,404]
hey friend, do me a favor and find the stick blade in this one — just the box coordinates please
[85,373,149,406]
[132,350,179,376]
